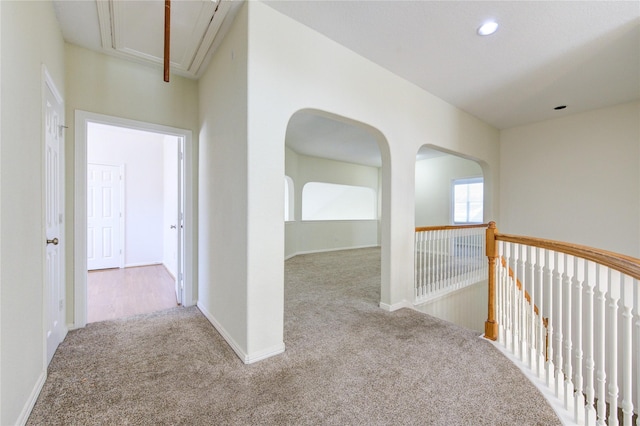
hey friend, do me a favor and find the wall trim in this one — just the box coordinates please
[197,303,285,364]
[379,300,412,312]
[285,244,380,261]
[245,343,286,364]
[16,370,46,426]
[123,261,163,269]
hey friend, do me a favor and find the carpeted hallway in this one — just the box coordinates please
[28,248,560,425]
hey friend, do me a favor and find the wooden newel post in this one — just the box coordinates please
[484,221,499,340]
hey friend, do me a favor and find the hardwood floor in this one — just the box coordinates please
[88,265,179,323]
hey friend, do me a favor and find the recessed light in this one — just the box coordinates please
[477,21,498,36]
[554,105,567,110]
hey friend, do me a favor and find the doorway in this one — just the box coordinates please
[74,111,195,328]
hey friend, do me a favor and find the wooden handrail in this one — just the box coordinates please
[415,223,489,233]
[495,232,640,280]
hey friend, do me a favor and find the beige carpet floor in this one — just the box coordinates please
[28,247,560,425]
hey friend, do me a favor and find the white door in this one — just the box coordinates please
[87,164,122,270]
[45,77,65,364]
[177,139,185,304]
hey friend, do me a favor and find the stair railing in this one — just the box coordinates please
[485,221,640,426]
[414,224,488,303]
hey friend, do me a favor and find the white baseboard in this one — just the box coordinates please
[124,261,162,268]
[379,300,412,312]
[245,343,286,364]
[196,303,285,364]
[16,369,47,426]
[285,245,380,260]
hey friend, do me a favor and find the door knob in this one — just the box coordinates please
[47,237,59,246]
[170,225,177,229]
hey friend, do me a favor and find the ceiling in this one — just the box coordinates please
[53,1,640,166]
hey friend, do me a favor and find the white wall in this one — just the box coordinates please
[197,4,252,360]
[415,154,483,227]
[65,44,199,323]
[285,147,380,258]
[87,123,166,267]
[0,1,65,424]
[500,101,640,257]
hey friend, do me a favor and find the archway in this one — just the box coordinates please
[283,109,391,311]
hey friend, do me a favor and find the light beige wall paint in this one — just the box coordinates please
[197,4,251,358]
[415,155,483,227]
[0,1,65,423]
[247,1,500,329]
[500,101,640,257]
[64,44,199,324]
[285,148,380,258]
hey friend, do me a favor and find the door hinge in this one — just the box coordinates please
[59,300,64,311]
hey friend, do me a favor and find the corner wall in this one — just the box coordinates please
[500,101,640,257]
[197,4,254,360]
[0,1,65,423]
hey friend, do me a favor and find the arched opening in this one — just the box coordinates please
[413,145,489,332]
[283,108,390,322]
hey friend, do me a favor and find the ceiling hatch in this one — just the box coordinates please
[96,0,233,79]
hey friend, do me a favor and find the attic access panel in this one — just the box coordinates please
[97,0,231,78]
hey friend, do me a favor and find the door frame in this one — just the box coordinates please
[74,110,195,328]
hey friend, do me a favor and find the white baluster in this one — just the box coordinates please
[553,251,564,399]
[545,249,555,388]
[584,261,597,426]
[595,265,608,426]
[607,270,620,426]
[563,254,574,411]
[535,247,545,379]
[498,241,506,345]
[515,243,524,360]
[526,245,534,370]
[635,278,640,426]
[419,232,429,297]
[573,257,585,424]
[510,243,518,355]
[414,232,420,299]
[620,275,633,426]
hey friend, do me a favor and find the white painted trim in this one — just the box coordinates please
[379,300,412,312]
[486,338,575,426]
[285,244,380,261]
[245,343,286,364]
[197,303,286,364]
[74,110,196,328]
[123,261,163,269]
[197,303,249,362]
[15,370,46,426]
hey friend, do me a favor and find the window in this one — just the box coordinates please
[302,182,376,221]
[284,176,294,221]
[453,177,483,224]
